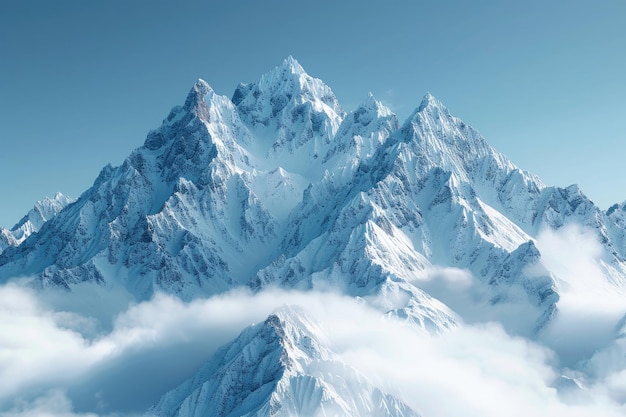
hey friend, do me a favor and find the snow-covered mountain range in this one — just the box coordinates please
[2,57,625,416]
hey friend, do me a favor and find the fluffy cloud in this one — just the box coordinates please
[2,390,98,417]
[534,225,626,366]
[327,312,622,417]
[1,279,625,416]
[409,265,546,335]
[0,284,107,400]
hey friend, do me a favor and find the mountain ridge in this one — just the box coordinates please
[1,56,625,336]
[149,305,422,417]
[0,192,74,254]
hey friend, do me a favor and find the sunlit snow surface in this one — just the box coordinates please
[0,192,74,253]
[1,57,626,416]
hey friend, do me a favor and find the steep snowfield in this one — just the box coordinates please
[149,306,421,417]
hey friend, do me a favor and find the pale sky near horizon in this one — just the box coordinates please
[1,0,625,227]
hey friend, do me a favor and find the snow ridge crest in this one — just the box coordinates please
[1,56,625,343]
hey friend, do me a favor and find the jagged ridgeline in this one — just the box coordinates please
[3,56,626,417]
[2,56,626,339]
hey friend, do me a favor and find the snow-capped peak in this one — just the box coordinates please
[281,54,306,75]
[183,78,214,111]
[181,77,236,124]
[233,56,343,117]
[263,305,334,366]
[231,57,345,178]
[12,192,73,237]
[396,90,519,184]
[408,92,455,126]
[0,192,74,254]
[417,92,444,110]
[359,92,394,118]
[31,193,74,223]
[150,306,421,417]
[255,55,311,93]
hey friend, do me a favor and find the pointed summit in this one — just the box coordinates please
[1,192,74,253]
[388,91,541,199]
[320,92,398,175]
[340,92,396,133]
[231,57,344,115]
[11,193,74,237]
[400,92,454,136]
[364,91,377,102]
[359,92,394,118]
[231,57,345,171]
[253,56,309,94]
[253,55,333,102]
[150,307,421,417]
[192,78,212,94]
[416,92,450,115]
[183,78,214,112]
[280,54,306,75]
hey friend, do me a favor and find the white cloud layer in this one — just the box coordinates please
[534,225,626,366]
[2,390,98,417]
[1,278,626,417]
[410,265,546,336]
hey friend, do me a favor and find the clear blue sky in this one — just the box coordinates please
[1,0,625,227]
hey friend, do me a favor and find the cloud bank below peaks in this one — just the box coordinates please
[535,224,626,366]
[0,282,625,416]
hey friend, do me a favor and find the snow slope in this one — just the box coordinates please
[0,192,73,253]
[148,306,421,417]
